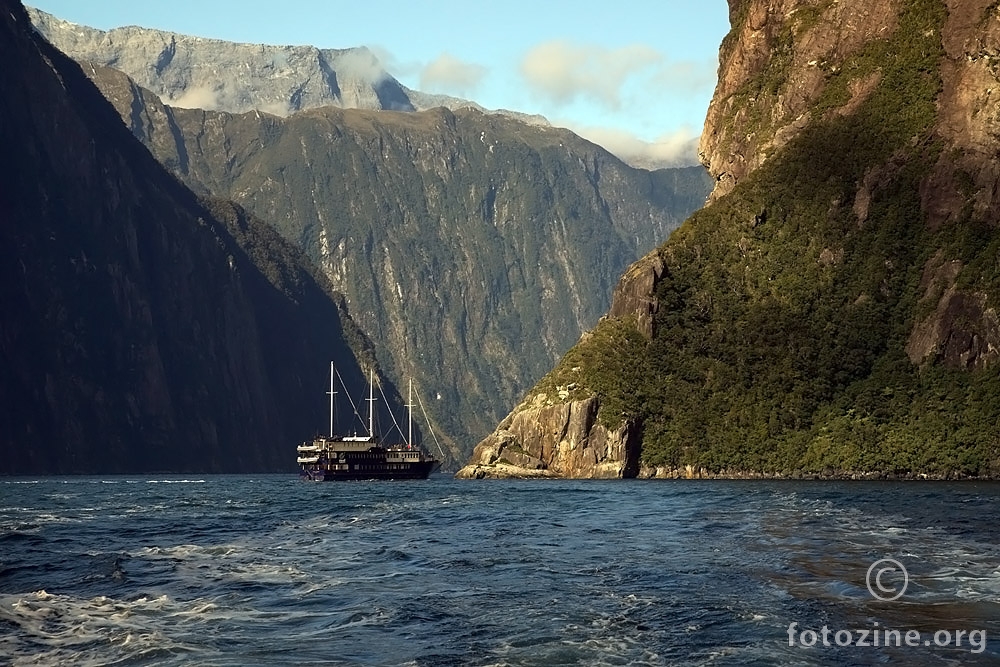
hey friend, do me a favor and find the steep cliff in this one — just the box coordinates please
[68,63,711,461]
[461,0,1000,479]
[701,0,1000,219]
[0,0,389,474]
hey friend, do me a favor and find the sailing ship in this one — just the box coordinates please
[296,363,441,481]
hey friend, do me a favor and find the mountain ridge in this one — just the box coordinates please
[26,6,413,115]
[26,7,560,133]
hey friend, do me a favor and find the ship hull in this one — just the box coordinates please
[300,459,439,481]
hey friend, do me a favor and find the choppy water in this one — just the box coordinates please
[1,476,998,666]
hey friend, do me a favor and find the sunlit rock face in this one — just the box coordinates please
[27,7,413,115]
[454,395,641,479]
[701,0,999,216]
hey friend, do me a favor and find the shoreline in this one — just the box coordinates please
[454,463,998,481]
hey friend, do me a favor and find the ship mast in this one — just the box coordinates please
[367,368,375,438]
[327,361,336,437]
[407,379,413,447]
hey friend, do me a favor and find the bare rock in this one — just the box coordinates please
[606,253,665,339]
[27,7,413,116]
[907,253,1000,368]
[701,0,901,201]
[454,395,641,479]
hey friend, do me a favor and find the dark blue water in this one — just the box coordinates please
[1,476,998,665]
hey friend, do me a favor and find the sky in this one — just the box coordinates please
[27,1,731,167]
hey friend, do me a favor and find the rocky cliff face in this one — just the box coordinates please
[701,0,1000,216]
[700,0,906,201]
[701,0,1000,369]
[918,0,1000,232]
[0,0,384,474]
[463,0,1000,479]
[27,7,413,115]
[69,63,711,464]
[455,395,640,479]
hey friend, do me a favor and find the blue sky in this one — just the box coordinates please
[27,1,731,166]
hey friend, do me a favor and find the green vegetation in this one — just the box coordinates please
[790,2,833,36]
[532,316,648,428]
[532,0,1000,477]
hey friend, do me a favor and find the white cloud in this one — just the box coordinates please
[332,47,390,84]
[167,86,221,111]
[419,53,487,96]
[568,123,702,169]
[368,45,420,80]
[519,40,662,109]
[650,59,719,95]
[516,39,717,168]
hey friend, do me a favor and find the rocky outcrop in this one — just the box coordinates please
[454,395,640,479]
[701,0,905,200]
[455,249,661,479]
[606,253,666,339]
[921,0,1000,228]
[702,0,1000,210]
[906,253,1000,368]
[456,258,656,479]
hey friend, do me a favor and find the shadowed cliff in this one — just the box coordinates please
[0,0,394,473]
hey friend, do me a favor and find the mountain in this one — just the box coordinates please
[458,0,1000,480]
[26,7,413,115]
[42,58,710,464]
[0,0,393,474]
[26,8,716,462]
[26,7,554,130]
[403,87,553,127]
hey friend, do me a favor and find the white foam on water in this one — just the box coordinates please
[26,512,76,526]
[4,477,996,666]
[0,590,198,666]
[145,479,206,484]
[135,541,311,588]
[0,586,337,665]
